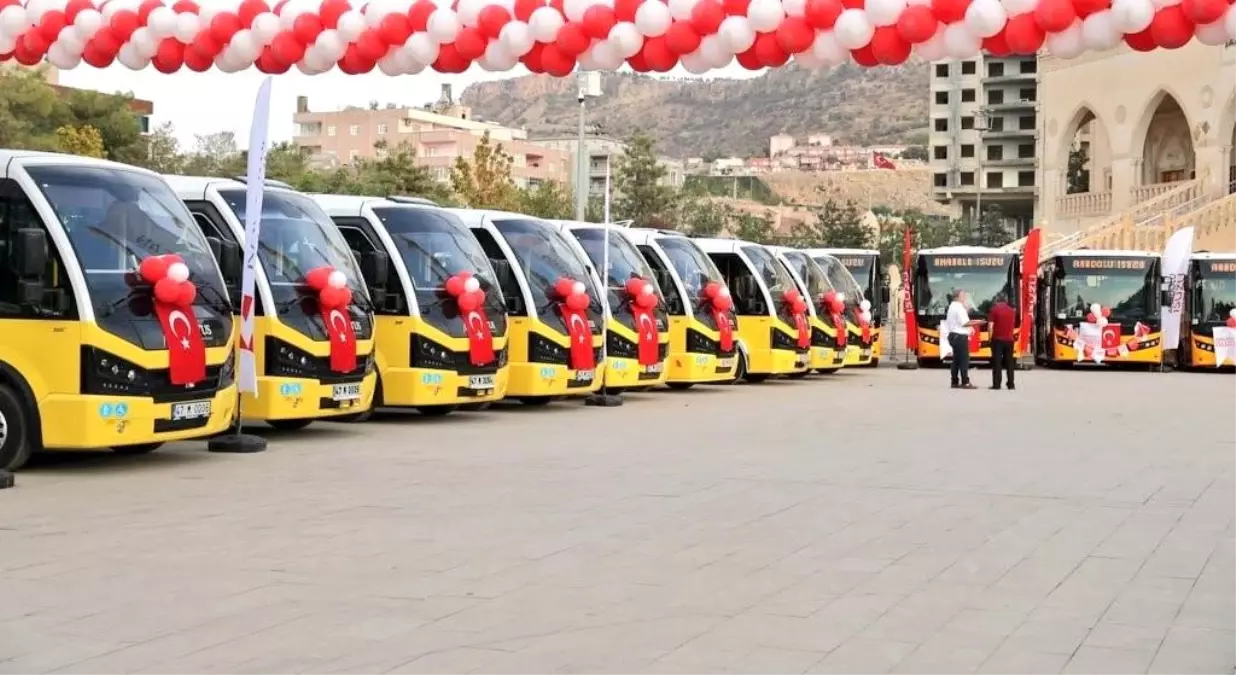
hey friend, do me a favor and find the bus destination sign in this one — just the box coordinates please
[928,256,1009,268]
[838,257,874,268]
[1202,261,1236,274]
[1064,257,1150,271]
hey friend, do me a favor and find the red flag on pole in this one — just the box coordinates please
[1018,227,1041,355]
[902,225,918,353]
[873,152,897,170]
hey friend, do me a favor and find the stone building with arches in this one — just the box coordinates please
[1038,42,1236,234]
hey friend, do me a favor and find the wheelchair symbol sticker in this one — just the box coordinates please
[114,403,128,418]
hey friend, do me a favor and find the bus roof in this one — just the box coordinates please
[1051,249,1160,258]
[692,237,755,253]
[164,174,309,202]
[2,149,165,179]
[917,246,1011,255]
[446,208,543,227]
[1191,252,1236,261]
[310,193,445,218]
[811,248,879,256]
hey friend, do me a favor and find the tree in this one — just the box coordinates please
[451,131,519,210]
[680,195,729,237]
[960,205,1015,248]
[60,87,146,164]
[54,125,105,158]
[350,141,450,202]
[791,197,871,248]
[181,131,243,176]
[517,181,575,219]
[0,68,62,151]
[613,132,677,228]
[732,211,777,244]
[138,122,185,174]
[1066,144,1090,194]
[0,67,145,161]
[899,145,929,161]
[877,210,963,269]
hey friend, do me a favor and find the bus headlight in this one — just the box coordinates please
[410,335,455,370]
[81,347,152,396]
[266,337,318,379]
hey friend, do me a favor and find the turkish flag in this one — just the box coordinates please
[153,300,206,385]
[463,307,496,366]
[320,305,357,373]
[714,309,734,352]
[1101,323,1122,350]
[793,312,811,348]
[873,152,897,170]
[561,305,595,370]
[832,314,847,347]
[632,305,660,366]
[968,328,981,354]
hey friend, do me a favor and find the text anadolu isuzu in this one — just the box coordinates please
[0,152,239,471]
[552,221,671,392]
[169,176,377,429]
[627,228,738,388]
[770,247,848,373]
[452,209,604,404]
[1033,250,1163,367]
[811,248,888,365]
[911,246,1021,367]
[695,238,811,381]
[315,195,510,414]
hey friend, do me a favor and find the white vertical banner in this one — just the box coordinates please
[1160,226,1194,351]
[237,76,273,395]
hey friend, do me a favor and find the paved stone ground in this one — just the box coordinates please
[1,367,1233,674]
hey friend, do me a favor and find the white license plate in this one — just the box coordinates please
[719,357,735,368]
[644,362,664,374]
[332,383,362,401]
[574,369,595,382]
[468,374,495,390]
[171,400,211,421]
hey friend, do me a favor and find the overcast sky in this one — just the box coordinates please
[58,63,764,151]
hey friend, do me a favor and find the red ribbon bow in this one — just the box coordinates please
[782,288,810,349]
[138,254,206,386]
[445,271,495,366]
[702,282,735,352]
[552,277,595,371]
[1086,306,1113,324]
[821,290,846,348]
[305,266,357,373]
[624,277,661,366]
[1227,317,1236,329]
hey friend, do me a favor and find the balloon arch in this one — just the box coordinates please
[0,0,1232,76]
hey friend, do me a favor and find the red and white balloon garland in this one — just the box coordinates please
[0,0,1232,75]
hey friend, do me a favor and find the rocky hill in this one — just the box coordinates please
[459,64,929,158]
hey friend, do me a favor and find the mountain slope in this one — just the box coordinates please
[459,63,929,158]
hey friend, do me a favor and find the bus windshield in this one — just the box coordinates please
[919,257,1013,317]
[220,189,370,315]
[31,164,232,347]
[494,218,602,313]
[783,251,835,299]
[836,255,877,299]
[372,206,507,334]
[813,255,864,304]
[1197,269,1236,323]
[743,245,795,296]
[570,228,661,306]
[1059,270,1155,321]
[658,236,724,299]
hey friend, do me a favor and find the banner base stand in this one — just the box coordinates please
[208,433,268,453]
[0,470,14,490]
[896,361,919,370]
[585,393,624,407]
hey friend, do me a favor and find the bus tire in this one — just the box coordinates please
[460,402,492,411]
[666,382,695,390]
[743,373,769,383]
[816,368,839,374]
[417,405,458,416]
[268,419,313,431]
[0,384,36,472]
[786,371,810,380]
[519,397,554,406]
[333,408,374,423]
[870,358,880,367]
[112,442,163,455]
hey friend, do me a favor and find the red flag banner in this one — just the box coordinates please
[873,152,897,170]
[902,226,918,353]
[1019,228,1041,355]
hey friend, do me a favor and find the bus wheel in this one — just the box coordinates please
[0,384,36,472]
[666,382,695,390]
[112,442,163,455]
[460,402,492,411]
[744,373,769,383]
[268,419,313,431]
[816,368,839,374]
[519,397,554,406]
[786,372,810,380]
[417,405,458,416]
[870,358,880,367]
[333,409,374,423]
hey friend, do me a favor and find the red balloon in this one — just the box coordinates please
[896,4,937,42]
[110,9,141,40]
[515,0,545,21]
[704,282,721,299]
[1101,306,1111,318]
[566,292,589,311]
[869,25,910,63]
[39,11,68,43]
[775,16,813,53]
[445,274,466,297]
[542,43,576,75]
[723,0,751,15]
[1003,13,1044,54]
[1033,0,1076,31]
[850,44,878,66]
[642,35,677,70]
[715,295,733,311]
[637,292,657,309]
[690,0,725,33]
[137,0,161,22]
[554,278,577,298]
[270,31,305,64]
[209,12,243,43]
[458,290,481,312]
[64,0,95,23]
[555,22,589,55]
[1182,0,1226,23]
[581,5,617,39]
[734,45,762,69]
[238,0,269,28]
[931,0,968,23]
[176,281,197,307]
[190,32,222,58]
[805,0,843,28]
[173,0,200,12]
[784,288,801,303]
[982,30,1011,56]
[320,286,348,310]
[753,31,788,66]
[1072,0,1109,19]
[665,21,702,54]
[154,278,181,304]
[432,43,467,72]
[408,1,435,30]
[152,39,185,73]
[839,0,864,8]
[183,47,213,71]
[16,32,49,64]
[478,5,512,39]
[1150,4,1194,48]
[305,266,333,291]
[353,31,384,61]
[627,50,650,70]
[1124,26,1156,50]
[379,14,412,44]
[256,46,291,73]
[522,41,546,71]
[1086,312,1097,323]
[138,256,169,285]
[82,41,115,68]
[319,0,350,28]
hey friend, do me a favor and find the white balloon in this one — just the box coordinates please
[251,13,282,45]
[1081,10,1119,50]
[198,2,223,26]
[1229,307,1236,319]
[794,48,825,69]
[464,277,482,294]
[746,0,785,32]
[230,29,259,60]
[942,21,981,58]
[1150,0,1180,7]
[72,9,103,41]
[280,2,308,30]
[634,0,672,37]
[47,42,81,68]
[1045,19,1084,56]
[812,30,848,64]
[327,270,347,289]
[718,15,755,52]
[456,0,483,26]
[337,11,367,41]
[57,30,84,54]
[1001,0,1037,13]
[315,29,345,59]
[1096,316,1109,327]
[428,8,462,43]
[564,0,593,22]
[783,0,807,17]
[963,0,1006,38]
[610,21,644,56]
[860,299,872,311]
[698,33,727,63]
[365,0,401,27]
[835,292,846,302]
[866,0,907,27]
[174,13,201,43]
[591,38,624,69]
[833,9,874,49]
[571,281,586,296]
[406,32,439,63]
[499,21,533,56]
[0,6,26,39]
[25,0,49,25]
[680,48,711,72]
[861,310,873,323]
[1226,5,1236,40]
[1195,17,1229,43]
[914,29,946,59]
[378,53,404,75]
[305,46,337,71]
[217,54,246,73]
[117,41,147,69]
[168,263,191,284]
[1111,0,1154,33]
[146,6,177,38]
[130,27,158,58]
[527,6,563,42]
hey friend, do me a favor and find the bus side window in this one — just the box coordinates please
[710,252,764,315]
[332,218,405,315]
[184,202,241,309]
[0,185,76,319]
[637,244,684,315]
[469,228,526,316]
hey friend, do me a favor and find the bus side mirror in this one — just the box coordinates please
[360,249,389,287]
[490,259,525,314]
[12,228,47,277]
[206,236,242,286]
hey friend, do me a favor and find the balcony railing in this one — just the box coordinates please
[1130,180,1193,205]
[984,100,1036,112]
[1057,191,1113,217]
[981,128,1036,140]
[983,157,1035,168]
[983,74,1036,86]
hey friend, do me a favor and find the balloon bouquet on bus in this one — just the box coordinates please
[0,152,241,471]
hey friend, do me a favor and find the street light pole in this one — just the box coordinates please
[575,93,587,221]
[975,108,988,225]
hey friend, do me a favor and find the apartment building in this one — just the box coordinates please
[530,135,685,198]
[291,86,570,189]
[929,55,1039,229]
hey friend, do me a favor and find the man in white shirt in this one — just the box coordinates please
[943,289,984,389]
